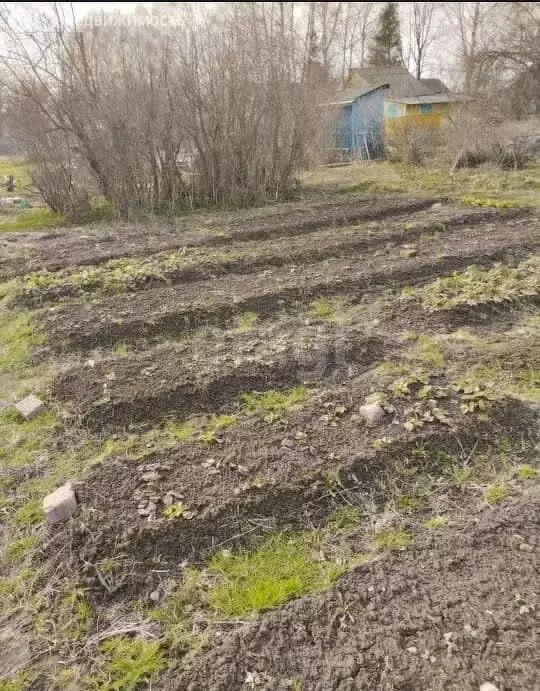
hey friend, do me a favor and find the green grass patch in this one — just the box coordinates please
[0,208,62,234]
[0,672,33,691]
[95,637,165,691]
[483,482,509,505]
[310,297,337,319]
[461,196,521,209]
[13,498,44,526]
[0,310,44,372]
[207,532,346,617]
[235,311,259,332]
[372,528,413,550]
[407,257,539,312]
[423,515,448,529]
[405,334,445,368]
[303,160,540,206]
[0,408,57,472]
[4,534,37,564]
[241,385,307,417]
[516,464,537,480]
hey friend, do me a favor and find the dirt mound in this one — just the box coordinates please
[176,491,539,691]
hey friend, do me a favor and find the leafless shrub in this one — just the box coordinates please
[386,121,440,165]
[442,105,533,171]
[0,3,321,218]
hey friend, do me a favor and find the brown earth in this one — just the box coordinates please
[2,193,539,690]
[0,196,438,281]
[42,215,539,351]
[51,297,538,432]
[175,490,540,691]
[48,386,537,599]
[15,206,527,308]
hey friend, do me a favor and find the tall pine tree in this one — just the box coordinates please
[369,3,403,66]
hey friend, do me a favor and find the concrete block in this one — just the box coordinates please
[43,481,78,525]
[15,394,45,421]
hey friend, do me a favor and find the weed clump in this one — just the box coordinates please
[95,637,165,691]
[372,528,413,550]
[406,257,539,312]
[207,533,346,616]
[241,385,307,417]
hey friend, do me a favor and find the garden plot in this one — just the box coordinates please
[0,194,538,691]
[0,195,437,281]
[13,205,526,307]
[41,215,539,351]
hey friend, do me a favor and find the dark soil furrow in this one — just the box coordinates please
[54,334,387,430]
[52,292,539,433]
[62,399,537,599]
[16,206,529,307]
[175,491,539,691]
[0,196,438,280]
[43,217,539,351]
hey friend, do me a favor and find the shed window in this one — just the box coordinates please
[420,103,433,114]
[386,102,399,117]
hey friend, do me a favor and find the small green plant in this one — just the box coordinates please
[454,382,497,414]
[4,534,37,563]
[448,463,473,485]
[424,515,447,529]
[241,386,307,416]
[236,311,259,332]
[97,637,165,691]
[207,533,346,616]
[112,343,129,357]
[403,399,451,431]
[163,502,187,520]
[517,464,536,480]
[372,528,413,550]
[483,482,509,505]
[310,297,337,319]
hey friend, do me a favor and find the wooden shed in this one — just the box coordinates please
[324,83,389,160]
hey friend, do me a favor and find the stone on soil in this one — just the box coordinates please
[43,481,78,524]
[15,394,45,420]
[479,684,499,691]
[359,402,385,426]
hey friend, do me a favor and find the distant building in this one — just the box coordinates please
[323,83,389,160]
[346,65,464,135]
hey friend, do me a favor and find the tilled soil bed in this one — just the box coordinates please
[42,215,539,351]
[174,490,540,691]
[15,206,526,308]
[0,195,437,280]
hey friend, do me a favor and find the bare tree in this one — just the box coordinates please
[405,2,436,80]
[445,2,498,94]
[477,1,540,117]
[338,2,376,83]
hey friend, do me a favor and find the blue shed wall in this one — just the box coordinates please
[350,88,385,157]
[336,105,352,151]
